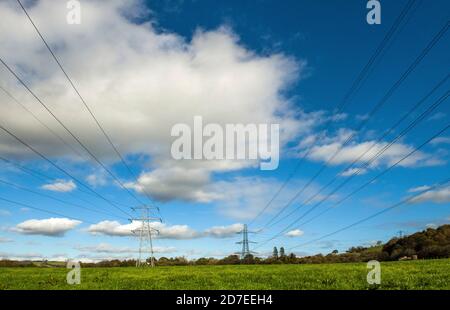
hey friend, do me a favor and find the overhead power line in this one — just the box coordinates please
[257,21,449,229]
[0,82,130,213]
[335,0,418,112]
[265,76,449,230]
[0,195,95,225]
[0,153,129,213]
[248,0,418,226]
[15,0,157,208]
[269,90,449,236]
[0,83,88,161]
[0,123,132,217]
[0,57,146,207]
[255,122,450,248]
[0,177,126,220]
[301,128,448,230]
[287,177,450,251]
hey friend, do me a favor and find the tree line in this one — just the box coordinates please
[1,224,449,267]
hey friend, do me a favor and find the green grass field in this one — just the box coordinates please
[0,259,449,290]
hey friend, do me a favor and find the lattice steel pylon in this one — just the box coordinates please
[130,206,161,267]
[236,224,257,259]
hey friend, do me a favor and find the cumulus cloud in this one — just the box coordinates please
[155,222,200,240]
[409,186,450,204]
[87,220,199,239]
[13,218,81,236]
[299,129,442,169]
[285,229,304,237]
[210,176,328,220]
[204,223,243,238]
[87,220,139,237]
[125,166,222,203]
[127,172,327,221]
[41,179,77,192]
[87,220,245,239]
[0,0,313,204]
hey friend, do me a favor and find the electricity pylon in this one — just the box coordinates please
[130,205,161,267]
[398,230,407,238]
[236,224,257,259]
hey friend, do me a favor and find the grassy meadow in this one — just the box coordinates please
[0,259,449,290]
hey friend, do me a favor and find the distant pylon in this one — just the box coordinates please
[398,230,406,238]
[236,224,257,259]
[130,205,161,267]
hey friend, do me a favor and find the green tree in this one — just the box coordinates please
[219,255,241,265]
[288,253,297,262]
[242,254,255,264]
[280,247,286,258]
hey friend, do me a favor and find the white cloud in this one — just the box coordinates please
[425,223,437,229]
[87,220,246,239]
[430,136,450,145]
[329,113,347,122]
[300,129,441,169]
[128,171,328,221]
[204,223,243,238]
[41,179,76,192]
[125,166,222,203]
[0,237,13,243]
[210,176,327,220]
[0,0,312,204]
[408,185,432,193]
[86,172,108,187]
[87,220,200,239]
[87,220,138,237]
[13,218,81,236]
[409,186,450,204]
[339,167,367,177]
[285,229,304,237]
[155,222,200,240]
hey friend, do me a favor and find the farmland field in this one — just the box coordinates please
[0,259,449,290]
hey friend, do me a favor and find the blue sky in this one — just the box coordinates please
[0,0,449,261]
